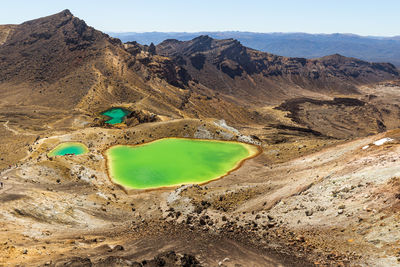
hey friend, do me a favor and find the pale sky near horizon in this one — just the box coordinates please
[1,0,399,36]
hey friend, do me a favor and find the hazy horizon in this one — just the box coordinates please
[109,31,399,38]
[1,0,399,36]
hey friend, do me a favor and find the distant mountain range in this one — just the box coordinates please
[109,32,400,67]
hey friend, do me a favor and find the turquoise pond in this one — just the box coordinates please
[102,108,131,124]
[48,142,89,156]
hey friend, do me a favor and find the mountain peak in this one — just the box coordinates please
[160,38,182,44]
[317,53,360,63]
[0,9,112,83]
[189,35,213,49]
[21,9,74,26]
[61,9,73,16]
[50,9,73,18]
[192,35,213,42]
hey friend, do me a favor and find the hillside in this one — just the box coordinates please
[157,36,398,103]
[1,11,398,115]
[2,10,400,267]
[0,10,175,112]
[0,11,272,123]
[110,31,400,67]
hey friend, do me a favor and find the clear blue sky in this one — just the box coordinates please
[1,0,399,36]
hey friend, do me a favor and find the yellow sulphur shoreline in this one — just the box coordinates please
[104,137,262,192]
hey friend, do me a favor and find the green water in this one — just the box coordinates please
[48,142,89,157]
[102,108,131,124]
[106,138,258,189]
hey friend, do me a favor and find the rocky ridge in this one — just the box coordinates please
[157,35,399,102]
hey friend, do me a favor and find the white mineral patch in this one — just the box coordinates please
[96,192,108,200]
[214,119,261,145]
[362,145,369,150]
[194,126,213,139]
[214,119,240,134]
[373,138,393,146]
[238,134,261,145]
[167,185,192,204]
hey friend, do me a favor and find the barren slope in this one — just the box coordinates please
[1,10,400,267]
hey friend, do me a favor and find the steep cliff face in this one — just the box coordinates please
[124,41,191,89]
[157,36,399,103]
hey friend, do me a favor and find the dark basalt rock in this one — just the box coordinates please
[190,53,206,70]
[91,251,202,267]
[219,60,243,78]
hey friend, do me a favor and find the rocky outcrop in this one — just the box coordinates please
[124,41,191,89]
[126,109,159,126]
[157,36,400,100]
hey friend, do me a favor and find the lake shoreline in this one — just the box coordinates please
[104,137,262,192]
[47,141,89,157]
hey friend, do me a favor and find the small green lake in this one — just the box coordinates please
[48,142,89,157]
[106,138,259,189]
[102,108,131,125]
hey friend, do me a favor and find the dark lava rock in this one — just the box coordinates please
[88,251,201,267]
[200,200,210,208]
[194,206,203,214]
[124,250,203,267]
[180,254,201,267]
[54,257,92,267]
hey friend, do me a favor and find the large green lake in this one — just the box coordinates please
[48,142,89,157]
[106,138,259,189]
[102,108,131,124]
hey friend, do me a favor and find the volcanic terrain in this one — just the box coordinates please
[1,10,400,267]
